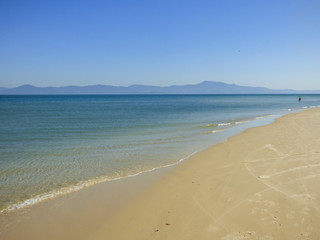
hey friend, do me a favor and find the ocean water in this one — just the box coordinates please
[0,94,319,212]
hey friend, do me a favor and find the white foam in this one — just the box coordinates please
[212,129,224,134]
[218,123,231,126]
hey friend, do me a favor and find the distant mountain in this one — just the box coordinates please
[0,87,8,93]
[0,81,319,95]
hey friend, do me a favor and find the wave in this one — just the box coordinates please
[200,117,254,129]
[217,122,231,126]
[0,150,201,214]
[201,122,234,128]
[201,114,275,135]
[211,128,227,133]
[288,105,320,112]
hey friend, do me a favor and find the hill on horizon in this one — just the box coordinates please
[0,81,318,95]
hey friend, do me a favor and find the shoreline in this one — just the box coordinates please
[0,112,282,215]
[0,150,200,215]
[97,107,320,239]
[2,108,320,239]
[0,164,175,239]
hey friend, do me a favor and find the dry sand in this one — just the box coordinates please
[2,108,320,239]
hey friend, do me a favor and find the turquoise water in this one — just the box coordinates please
[0,94,319,212]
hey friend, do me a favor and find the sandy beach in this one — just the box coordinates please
[2,108,320,239]
[93,108,320,239]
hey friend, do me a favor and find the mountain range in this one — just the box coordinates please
[0,81,318,95]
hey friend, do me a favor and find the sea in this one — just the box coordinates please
[0,94,319,213]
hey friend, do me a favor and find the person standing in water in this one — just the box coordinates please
[299,96,301,102]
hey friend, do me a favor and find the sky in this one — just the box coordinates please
[0,0,319,90]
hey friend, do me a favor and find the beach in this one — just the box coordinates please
[1,108,320,239]
[89,107,320,240]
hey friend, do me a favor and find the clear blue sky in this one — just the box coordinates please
[1,0,319,90]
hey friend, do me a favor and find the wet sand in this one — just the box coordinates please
[0,166,173,240]
[2,108,320,239]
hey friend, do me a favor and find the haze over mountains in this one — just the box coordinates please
[0,81,318,95]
